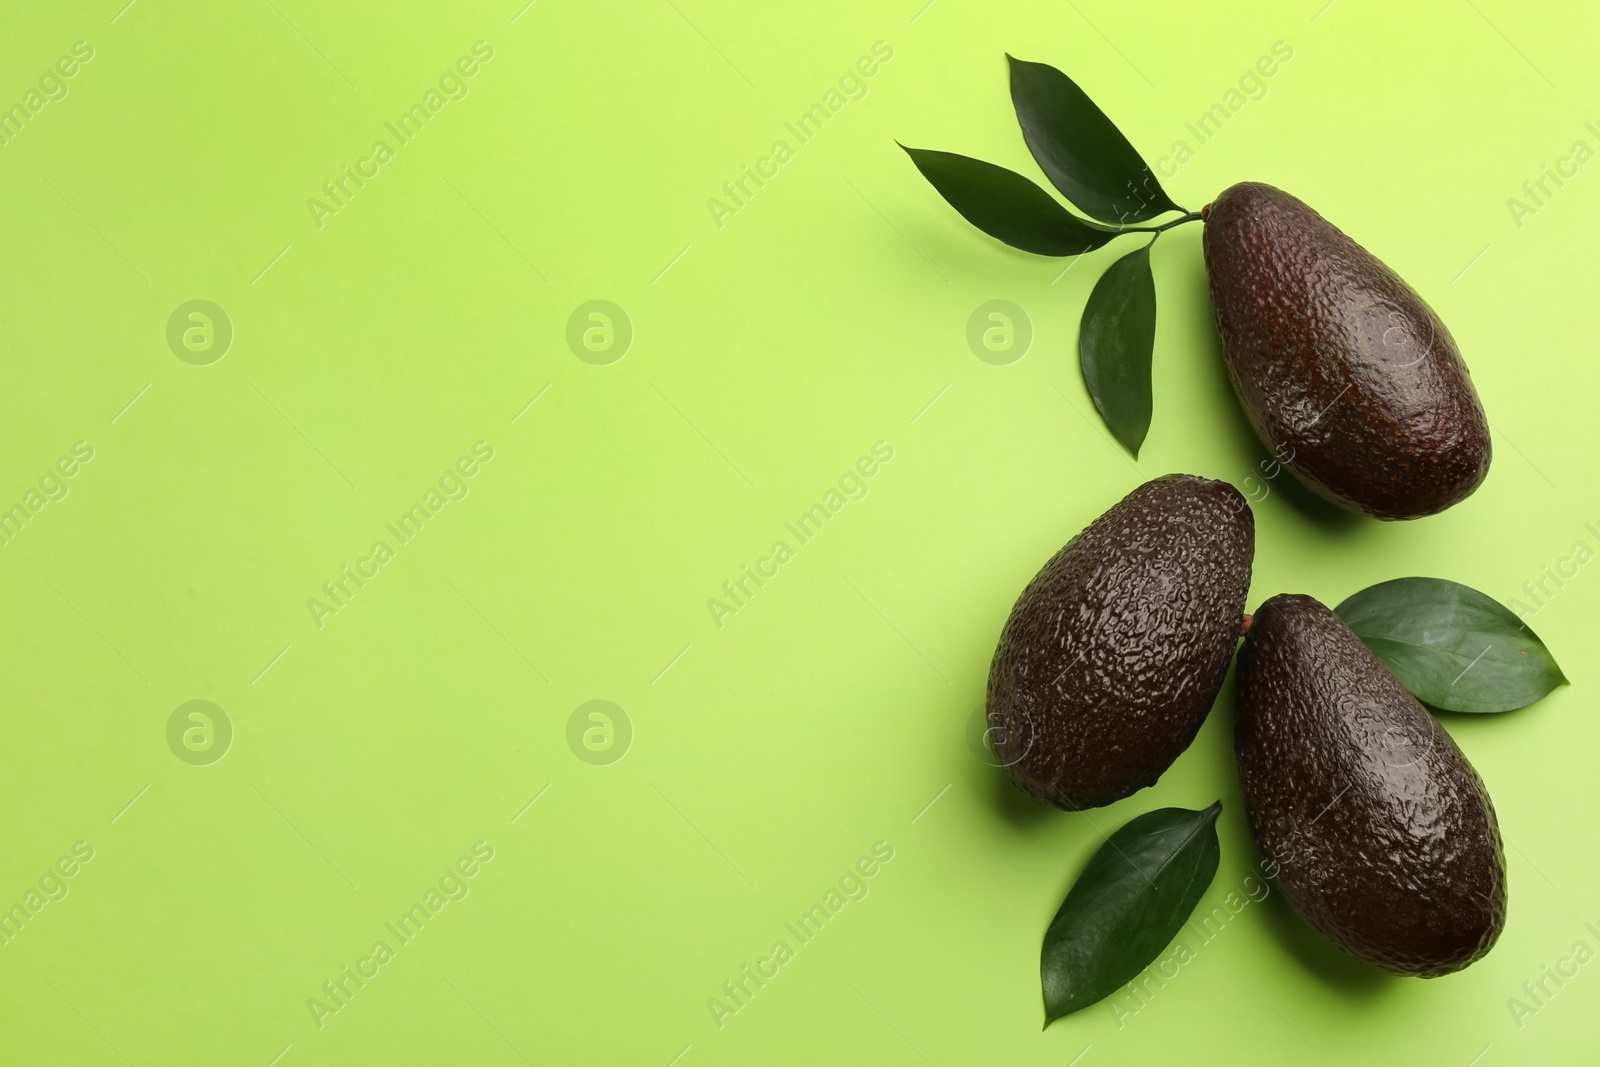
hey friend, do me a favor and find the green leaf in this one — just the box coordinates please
[1042,803,1221,1024]
[900,145,1122,257]
[1079,240,1156,456]
[1008,55,1181,224]
[1335,577,1569,713]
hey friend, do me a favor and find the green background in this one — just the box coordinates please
[0,0,1595,1062]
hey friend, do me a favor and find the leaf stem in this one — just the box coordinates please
[1124,209,1203,235]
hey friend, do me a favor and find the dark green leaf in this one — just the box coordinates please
[900,145,1122,257]
[1042,803,1221,1024]
[1079,240,1156,456]
[1008,55,1180,224]
[1335,577,1569,713]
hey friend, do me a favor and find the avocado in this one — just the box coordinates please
[1234,593,1506,976]
[987,475,1253,809]
[1203,183,1491,520]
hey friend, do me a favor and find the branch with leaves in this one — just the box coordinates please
[902,56,1202,457]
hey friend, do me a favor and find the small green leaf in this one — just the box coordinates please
[900,145,1122,257]
[1335,577,1569,713]
[1079,240,1156,456]
[1008,55,1181,224]
[1042,803,1221,1024]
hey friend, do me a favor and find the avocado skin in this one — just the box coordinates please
[1235,594,1506,976]
[986,475,1253,810]
[1203,182,1491,520]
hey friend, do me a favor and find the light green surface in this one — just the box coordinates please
[0,0,1595,1063]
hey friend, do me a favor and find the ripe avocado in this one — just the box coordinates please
[986,475,1254,809]
[1203,182,1491,520]
[1234,593,1507,976]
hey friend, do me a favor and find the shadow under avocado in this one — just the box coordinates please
[1220,675,1394,997]
[1175,229,1265,463]
[960,699,1056,828]
[1183,242,1365,534]
[986,760,1055,828]
[1269,469,1367,532]
[1255,882,1396,997]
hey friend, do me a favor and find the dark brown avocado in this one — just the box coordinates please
[1234,593,1506,976]
[1203,182,1491,520]
[986,474,1254,810]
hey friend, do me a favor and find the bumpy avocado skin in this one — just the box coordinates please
[1235,594,1507,977]
[1203,182,1491,520]
[986,475,1254,810]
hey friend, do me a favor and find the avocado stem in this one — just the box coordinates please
[1239,613,1254,637]
[1126,209,1204,235]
